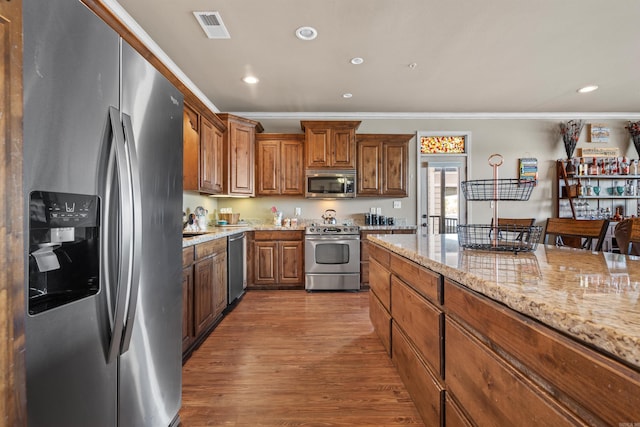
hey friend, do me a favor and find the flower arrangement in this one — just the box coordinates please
[559,119,584,159]
[625,120,640,158]
[271,206,282,226]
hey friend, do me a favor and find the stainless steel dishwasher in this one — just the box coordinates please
[227,232,246,305]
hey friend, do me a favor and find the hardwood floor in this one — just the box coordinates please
[180,290,425,426]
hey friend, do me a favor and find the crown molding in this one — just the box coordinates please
[228,111,640,121]
[101,0,221,114]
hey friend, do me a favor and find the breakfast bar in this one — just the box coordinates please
[367,233,640,426]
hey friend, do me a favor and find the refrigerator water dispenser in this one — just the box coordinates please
[28,191,100,315]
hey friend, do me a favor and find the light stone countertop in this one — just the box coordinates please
[182,225,306,247]
[368,233,640,370]
[182,224,417,248]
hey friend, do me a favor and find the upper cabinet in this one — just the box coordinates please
[218,113,263,197]
[256,133,305,196]
[301,120,361,169]
[183,102,226,194]
[357,134,412,197]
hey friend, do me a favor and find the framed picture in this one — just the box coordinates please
[588,123,610,143]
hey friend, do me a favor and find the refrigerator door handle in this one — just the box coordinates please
[105,106,135,364]
[119,112,142,354]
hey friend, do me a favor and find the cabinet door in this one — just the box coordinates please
[212,124,225,193]
[181,266,194,352]
[183,104,200,191]
[199,117,215,192]
[331,127,356,169]
[212,251,228,317]
[200,116,223,194]
[228,121,255,195]
[279,240,303,284]
[193,257,215,336]
[305,127,330,168]
[382,141,408,196]
[357,140,382,195]
[254,241,278,285]
[281,139,304,195]
[256,139,280,195]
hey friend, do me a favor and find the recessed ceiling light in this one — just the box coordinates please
[342,93,353,99]
[577,85,599,93]
[242,76,259,84]
[295,26,318,41]
[350,57,364,65]
[408,62,418,69]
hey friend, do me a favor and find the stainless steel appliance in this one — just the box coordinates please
[23,0,183,425]
[305,225,361,290]
[228,232,246,305]
[305,170,356,198]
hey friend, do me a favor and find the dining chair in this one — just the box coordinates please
[543,218,609,251]
[493,218,535,227]
[614,218,640,255]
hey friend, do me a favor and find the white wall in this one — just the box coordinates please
[185,118,637,227]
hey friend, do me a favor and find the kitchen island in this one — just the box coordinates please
[367,233,640,426]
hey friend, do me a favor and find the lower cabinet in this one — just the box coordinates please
[182,238,227,360]
[369,242,640,426]
[249,230,304,289]
[360,228,415,288]
[182,246,195,353]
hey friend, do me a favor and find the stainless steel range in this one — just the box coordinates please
[305,225,360,291]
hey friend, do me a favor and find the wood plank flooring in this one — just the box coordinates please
[180,290,425,426]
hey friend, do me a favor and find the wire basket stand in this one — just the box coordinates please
[458,154,541,253]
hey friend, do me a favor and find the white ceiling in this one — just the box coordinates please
[114,0,640,117]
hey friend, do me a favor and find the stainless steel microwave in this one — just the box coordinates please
[305,170,356,198]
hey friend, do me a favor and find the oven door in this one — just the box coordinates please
[305,236,360,274]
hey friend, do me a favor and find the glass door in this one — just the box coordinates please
[419,158,467,235]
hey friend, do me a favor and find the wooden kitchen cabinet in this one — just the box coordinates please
[368,240,640,426]
[301,120,361,169]
[369,246,444,425]
[184,238,227,360]
[360,228,415,288]
[183,102,226,194]
[357,134,412,197]
[200,115,225,193]
[256,133,304,196]
[250,230,304,289]
[182,246,195,354]
[218,113,264,196]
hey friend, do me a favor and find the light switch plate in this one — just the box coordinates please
[393,200,401,209]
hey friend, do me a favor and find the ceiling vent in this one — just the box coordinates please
[193,11,230,39]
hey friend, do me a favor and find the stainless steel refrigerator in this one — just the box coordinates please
[23,0,183,425]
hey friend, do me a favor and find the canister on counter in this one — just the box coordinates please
[364,213,371,225]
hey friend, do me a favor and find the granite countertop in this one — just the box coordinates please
[183,224,417,247]
[182,225,307,247]
[368,233,640,370]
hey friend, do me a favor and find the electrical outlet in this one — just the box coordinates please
[295,207,302,216]
[393,200,401,209]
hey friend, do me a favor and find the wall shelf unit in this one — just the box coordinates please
[556,159,640,220]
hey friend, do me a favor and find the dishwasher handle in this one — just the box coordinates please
[228,233,245,242]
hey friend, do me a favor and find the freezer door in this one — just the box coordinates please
[23,0,119,425]
[117,41,184,427]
